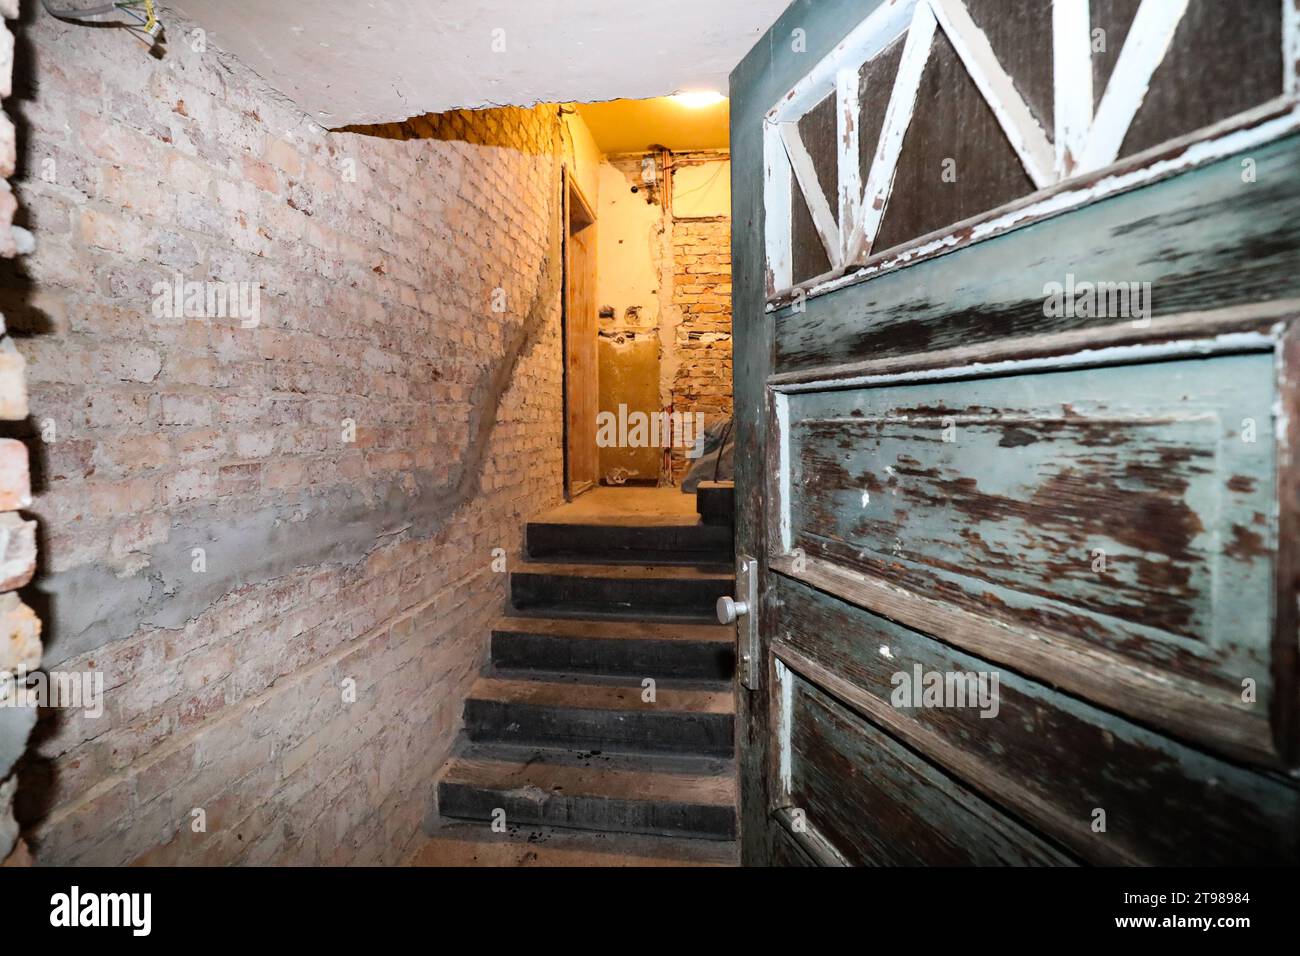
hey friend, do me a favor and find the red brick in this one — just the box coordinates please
[0,438,30,509]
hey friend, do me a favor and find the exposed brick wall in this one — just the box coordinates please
[669,208,732,483]
[0,11,570,864]
[0,0,38,869]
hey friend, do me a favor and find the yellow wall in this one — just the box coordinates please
[672,159,731,219]
[562,108,603,208]
[596,160,665,332]
[594,158,666,482]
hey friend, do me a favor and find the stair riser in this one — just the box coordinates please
[437,783,736,840]
[526,523,733,563]
[695,483,735,528]
[491,632,736,680]
[464,700,734,757]
[511,573,732,617]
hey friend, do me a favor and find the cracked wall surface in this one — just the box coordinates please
[0,9,584,864]
[669,211,733,482]
[595,150,732,485]
[0,0,38,869]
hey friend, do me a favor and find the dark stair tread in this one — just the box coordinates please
[409,820,738,866]
[509,562,735,623]
[525,520,728,535]
[466,673,735,716]
[448,740,734,776]
[489,617,737,680]
[525,520,732,565]
[493,615,734,644]
[438,744,737,808]
[526,518,730,535]
[483,666,732,692]
[506,605,721,625]
[511,561,734,581]
[521,551,732,569]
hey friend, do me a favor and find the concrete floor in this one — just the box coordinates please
[537,487,699,525]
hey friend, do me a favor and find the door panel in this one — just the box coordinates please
[732,0,1300,866]
[775,133,1300,376]
[779,671,1074,866]
[769,819,820,867]
[772,576,1300,865]
[565,175,598,497]
[773,351,1278,762]
[597,332,662,483]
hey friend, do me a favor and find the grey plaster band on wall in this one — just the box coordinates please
[34,181,563,668]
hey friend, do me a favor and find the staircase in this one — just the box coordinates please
[418,487,738,866]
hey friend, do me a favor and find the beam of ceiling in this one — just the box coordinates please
[166,0,790,128]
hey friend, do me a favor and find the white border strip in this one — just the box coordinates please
[774,657,794,798]
[774,390,793,552]
[1285,0,1300,97]
[770,331,1277,394]
[836,67,863,266]
[764,121,794,294]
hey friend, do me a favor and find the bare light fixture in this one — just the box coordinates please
[671,90,726,108]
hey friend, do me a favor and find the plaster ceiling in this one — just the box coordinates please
[166,0,790,128]
[576,96,729,153]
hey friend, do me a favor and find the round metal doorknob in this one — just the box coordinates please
[716,595,750,624]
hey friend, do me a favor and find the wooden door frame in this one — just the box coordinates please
[729,0,875,870]
[562,166,598,500]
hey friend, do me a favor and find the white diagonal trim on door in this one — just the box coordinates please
[766,0,921,121]
[769,101,1300,310]
[1053,0,1094,178]
[779,120,842,269]
[854,0,938,263]
[836,67,863,267]
[762,0,1287,298]
[1079,0,1190,171]
[930,0,1056,190]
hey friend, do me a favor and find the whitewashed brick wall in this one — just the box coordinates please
[0,10,568,865]
[0,0,38,869]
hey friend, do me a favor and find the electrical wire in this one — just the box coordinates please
[670,158,727,202]
[41,0,160,39]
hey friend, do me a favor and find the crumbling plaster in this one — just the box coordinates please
[593,150,730,484]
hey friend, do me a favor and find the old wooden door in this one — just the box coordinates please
[730,0,1300,865]
[564,171,599,497]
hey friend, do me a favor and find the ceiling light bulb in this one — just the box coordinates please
[672,90,725,108]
